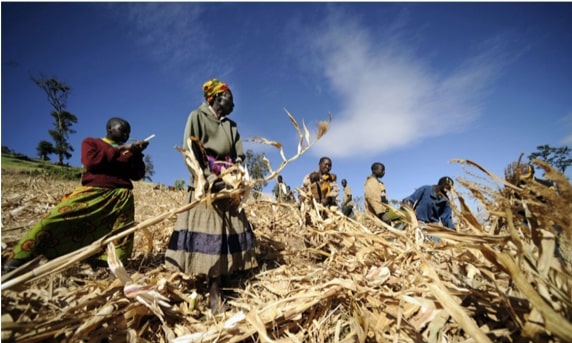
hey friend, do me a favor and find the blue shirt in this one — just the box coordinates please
[402,185,455,229]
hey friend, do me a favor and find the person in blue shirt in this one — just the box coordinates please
[402,176,455,230]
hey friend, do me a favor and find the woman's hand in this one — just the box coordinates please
[205,175,228,193]
[118,140,149,154]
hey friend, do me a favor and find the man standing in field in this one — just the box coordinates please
[273,175,289,203]
[300,156,339,209]
[364,162,404,225]
[341,179,355,218]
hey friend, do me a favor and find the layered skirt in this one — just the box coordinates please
[165,191,257,277]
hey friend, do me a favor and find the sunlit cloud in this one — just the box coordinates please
[303,10,501,158]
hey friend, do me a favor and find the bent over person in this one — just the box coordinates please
[402,176,455,230]
[164,78,257,313]
[3,117,148,273]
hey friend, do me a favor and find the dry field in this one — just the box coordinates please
[1,158,571,343]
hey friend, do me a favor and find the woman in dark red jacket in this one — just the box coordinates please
[4,117,148,273]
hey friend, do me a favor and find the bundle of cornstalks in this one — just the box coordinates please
[2,115,571,342]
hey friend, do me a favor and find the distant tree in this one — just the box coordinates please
[528,144,572,174]
[32,75,78,165]
[144,155,155,182]
[3,60,19,68]
[2,145,15,154]
[244,149,270,198]
[36,140,55,161]
[174,179,186,191]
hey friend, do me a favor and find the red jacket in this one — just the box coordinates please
[80,137,146,189]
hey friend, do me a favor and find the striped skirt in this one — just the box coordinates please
[165,191,257,277]
[9,186,134,264]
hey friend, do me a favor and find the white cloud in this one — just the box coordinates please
[305,11,499,158]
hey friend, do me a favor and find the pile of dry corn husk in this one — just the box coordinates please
[2,159,571,343]
[2,115,571,342]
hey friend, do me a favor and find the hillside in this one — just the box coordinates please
[1,159,571,342]
[1,153,83,181]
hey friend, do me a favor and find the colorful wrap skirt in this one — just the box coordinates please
[165,191,257,277]
[9,186,135,264]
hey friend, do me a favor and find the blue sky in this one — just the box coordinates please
[2,2,571,206]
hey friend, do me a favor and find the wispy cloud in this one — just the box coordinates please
[120,3,205,64]
[300,9,502,158]
[108,3,229,88]
[561,112,572,146]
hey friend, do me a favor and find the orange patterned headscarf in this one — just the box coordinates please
[202,78,230,103]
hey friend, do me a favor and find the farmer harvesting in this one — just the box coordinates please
[402,176,456,230]
[364,162,405,227]
[3,117,148,273]
[164,78,257,313]
[299,156,340,208]
[341,178,354,218]
[273,175,289,202]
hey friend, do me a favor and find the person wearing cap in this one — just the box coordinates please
[164,78,257,313]
[402,176,455,230]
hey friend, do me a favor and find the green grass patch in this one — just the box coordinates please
[1,153,83,181]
